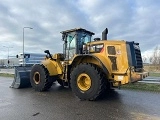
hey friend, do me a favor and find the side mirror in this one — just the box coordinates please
[44,50,53,60]
[44,50,49,54]
[16,55,18,58]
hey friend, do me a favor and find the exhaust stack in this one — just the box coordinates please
[102,28,108,40]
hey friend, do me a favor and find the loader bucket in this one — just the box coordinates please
[10,66,32,88]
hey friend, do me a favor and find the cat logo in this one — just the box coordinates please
[117,50,121,55]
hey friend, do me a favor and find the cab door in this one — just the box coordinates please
[65,34,76,60]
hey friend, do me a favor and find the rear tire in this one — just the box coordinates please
[30,64,53,91]
[70,63,107,101]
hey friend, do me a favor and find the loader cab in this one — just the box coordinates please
[61,28,95,60]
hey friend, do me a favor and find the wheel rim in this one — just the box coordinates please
[33,72,40,84]
[77,73,91,91]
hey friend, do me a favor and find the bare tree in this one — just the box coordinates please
[149,57,153,64]
[150,46,160,70]
[142,56,147,63]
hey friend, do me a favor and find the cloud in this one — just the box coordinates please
[0,0,160,59]
[77,0,160,52]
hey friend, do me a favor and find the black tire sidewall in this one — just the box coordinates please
[71,64,101,100]
[30,64,46,91]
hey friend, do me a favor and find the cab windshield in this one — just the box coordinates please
[80,33,92,44]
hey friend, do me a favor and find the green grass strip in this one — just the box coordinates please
[149,72,160,77]
[121,82,160,92]
[0,73,14,77]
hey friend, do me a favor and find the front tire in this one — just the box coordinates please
[30,64,53,91]
[70,63,107,101]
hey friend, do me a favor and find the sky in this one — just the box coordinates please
[0,0,160,60]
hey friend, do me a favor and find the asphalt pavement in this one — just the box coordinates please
[0,77,160,120]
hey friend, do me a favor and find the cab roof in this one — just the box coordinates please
[60,28,95,35]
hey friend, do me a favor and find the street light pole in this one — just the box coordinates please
[23,27,33,66]
[3,46,13,66]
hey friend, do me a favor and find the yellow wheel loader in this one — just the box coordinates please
[12,28,149,100]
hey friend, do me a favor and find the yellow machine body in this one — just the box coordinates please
[42,54,63,76]
[42,40,148,87]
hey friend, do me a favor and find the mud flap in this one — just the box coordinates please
[10,66,32,88]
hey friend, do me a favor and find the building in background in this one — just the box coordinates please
[0,58,19,68]
[18,53,46,66]
[0,53,46,68]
